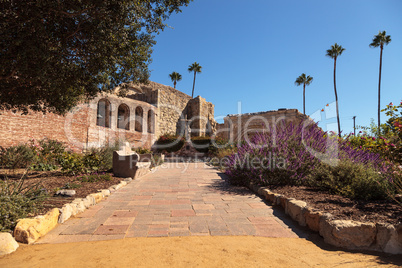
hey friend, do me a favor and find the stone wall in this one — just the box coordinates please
[216,109,308,142]
[126,81,215,138]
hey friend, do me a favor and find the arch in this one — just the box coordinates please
[147,110,154,133]
[117,104,130,130]
[135,106,143,132]
[96,99,111,128]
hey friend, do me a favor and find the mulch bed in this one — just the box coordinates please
[269,185,402,225]
[1,170,123,215]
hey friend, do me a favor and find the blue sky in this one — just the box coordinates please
[148,0,402,135]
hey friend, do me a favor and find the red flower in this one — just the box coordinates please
[372,137,376,140]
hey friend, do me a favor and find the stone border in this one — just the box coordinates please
[249,182,402,255]
[0,165,157,255]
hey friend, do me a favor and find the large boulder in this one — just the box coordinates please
[0,232,19,256]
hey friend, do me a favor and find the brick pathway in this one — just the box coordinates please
[37,163,300,244]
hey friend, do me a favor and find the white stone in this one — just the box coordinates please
[0,232,19,256]
[58,204,73,223]
[55,189,76,197]
[286,199,307,226]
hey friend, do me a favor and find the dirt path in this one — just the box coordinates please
[1,236,401,267]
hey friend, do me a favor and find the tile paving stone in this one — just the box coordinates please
[37,163,301,243]
[94,225,129,235]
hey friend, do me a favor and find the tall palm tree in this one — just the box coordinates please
[370,30,391,134]
[169,71,182,89]
[326,43,345,138]
[188,62,202,98]
[294,73,313,115]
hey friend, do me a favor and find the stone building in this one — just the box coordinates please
[216,109,309,143]
[0,82,216,151]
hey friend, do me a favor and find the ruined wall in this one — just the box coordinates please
[0,94,156,151]
[217,109,309,141]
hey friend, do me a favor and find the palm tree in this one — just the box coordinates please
[370,31,391,134]
[326,43,345,138]
[169,71,182,89]
[294,73,313,115]
[188,62,202,98]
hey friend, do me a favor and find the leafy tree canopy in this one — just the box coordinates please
[0,0,192,114]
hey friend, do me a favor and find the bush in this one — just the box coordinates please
[0,176,47,232]
[132,147,152,154]
[59,151,85,175]
[154,133,184,153]
[0,144,36,169]
[190,136,212,153]
[308,160,393,200]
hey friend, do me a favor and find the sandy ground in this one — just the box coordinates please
[1,236,401,268]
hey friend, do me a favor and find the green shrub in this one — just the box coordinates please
[0,144,36,169]
[308,160,393,201]
[154,133,184,153]
[59,152,85,175]
[0,176,47,232]
[132,147,152,154]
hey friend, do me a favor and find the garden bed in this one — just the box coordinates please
[1,170,122,216]
[268,185,402,225]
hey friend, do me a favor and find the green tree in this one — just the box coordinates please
[188,62,202,98]
[0,0,192,114]
[326,43,345,138]
[370,30,391,135]
[294,73,313,115]
[169,71,182,89]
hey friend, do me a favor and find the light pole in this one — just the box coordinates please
[353,116,356,135]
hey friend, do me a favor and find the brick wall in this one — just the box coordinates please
[0,94,156,151]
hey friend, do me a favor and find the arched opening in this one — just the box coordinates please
[147,110,154,133]
[117,104,130,130]
[135,106,143,132]
[96,99,111,128]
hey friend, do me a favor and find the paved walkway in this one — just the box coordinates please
[37,163,301,244]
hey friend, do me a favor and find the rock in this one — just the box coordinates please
[72,199,86,214]
[89,193,103,204]
[0,232,19,256]
[375,223,402,254]
[320,219,376,249]
[265,192,276,204]
[14,208,59,244]
[55,189,76,197]
[99,189,111,197]
[286,199,307,226]
[257,187,270,197]
[124,177,133,182]
[303,207,322,232]
[58,204,73,223]
[279,196,294,211]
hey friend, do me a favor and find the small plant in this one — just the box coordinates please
[0,172,47,232]
[154,133,185,153]
[0,144,36,169]
[132,147,152,154]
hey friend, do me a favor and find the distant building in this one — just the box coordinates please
[0,82,216,151]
